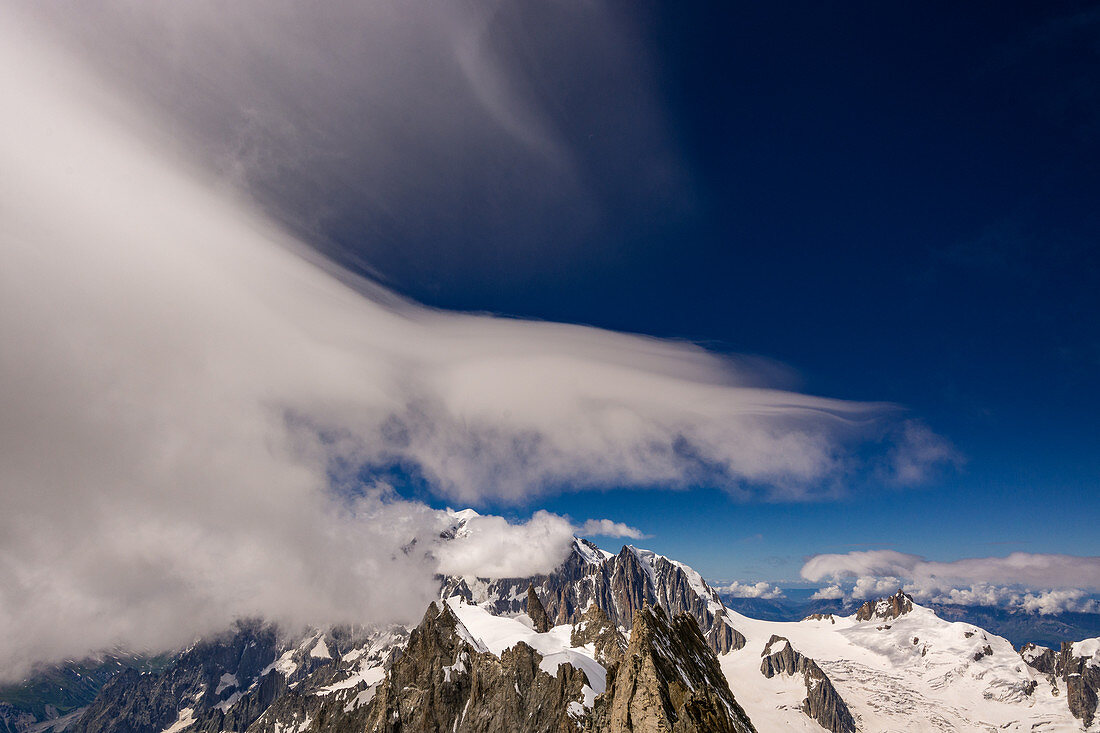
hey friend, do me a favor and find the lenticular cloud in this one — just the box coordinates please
[0,7,925,509]
[0,7,951,679]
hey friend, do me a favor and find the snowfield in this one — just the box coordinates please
[445,597,608,707]
[719,602,1093,731]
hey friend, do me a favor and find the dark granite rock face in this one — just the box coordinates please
[69,621,282,733]
[854,591,913,622]
[299,601,758,733]
[759,635,856,733]
[570,603,626,668]
[1019,643,1057,675]
[527,584,552,634]
[758,636,803,678]
[344,602,591,733]
[593,606,756,733]
[202,670,288,733]
[1057,643,1100,727]
[1020,639,1100,726]
[706,610,747,655]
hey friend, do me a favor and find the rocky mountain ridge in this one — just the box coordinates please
[758,635,856,733]
[441,537,746,657]
[7,529,1100,733]
[593,605,755,732]
[1021,639,1100,727]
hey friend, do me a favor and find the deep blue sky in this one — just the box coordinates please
[343,2,1100,582]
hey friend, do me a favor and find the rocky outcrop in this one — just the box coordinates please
[527,584,552,634]
[854,591,913,622]
[1019,642,1057,675]
[1019,639,1100,726]
[593,605,756,733]
[760,635,856,733]
[349,601,592,733]
[1057,642,1100,727]
[803,613,836,624]
[570,603,627,667]
[441,540,747,656]
[706,612,747,655]
[759,636,803,678]
[204,669,288,733]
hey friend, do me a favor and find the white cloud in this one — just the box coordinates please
[810,585,845,600]
[851,576,905,600]
[801,550,1100,590]
[802,550,923,583]
[902,583,1099,616]
[714,581,785,600]
[910,583,1016,608]
[0,7,954,679]
[577,519,647,539]
[802,550,1100,614]
[436,511,577,578]
[1018,589,1099,615]
[886,421,964,484]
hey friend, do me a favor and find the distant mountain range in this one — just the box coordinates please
[3,514,1099,732]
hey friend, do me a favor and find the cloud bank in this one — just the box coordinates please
[0,7,953,678]
[714,581,786,600]
[802,550,1100,614]
[577,519,648,540]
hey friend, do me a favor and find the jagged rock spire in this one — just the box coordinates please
[760,635,856,733]
[570,602,626,667]
[854,590,914,621]
[594,605,757,732]
[526,583,551,633]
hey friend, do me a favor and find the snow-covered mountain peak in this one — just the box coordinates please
[446,508,481,522]
[573,536,613,565]
[439,508,480,539]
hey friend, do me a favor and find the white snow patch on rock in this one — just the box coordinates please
[310,638,331,659]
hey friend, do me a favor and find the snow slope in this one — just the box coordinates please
[445,597,607,708]
[719,603,1093,732]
